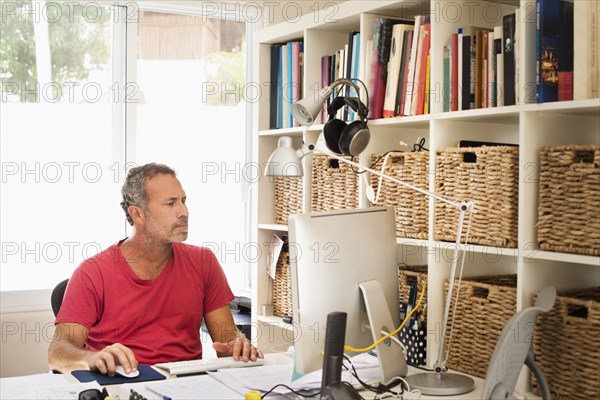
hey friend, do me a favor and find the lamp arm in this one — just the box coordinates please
[433,205,467,376]
[304,143,475,377]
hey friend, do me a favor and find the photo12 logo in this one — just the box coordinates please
[0,1,139,24]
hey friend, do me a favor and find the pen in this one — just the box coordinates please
[145,386,172,400]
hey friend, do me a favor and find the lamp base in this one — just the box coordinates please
[403,372,475,396]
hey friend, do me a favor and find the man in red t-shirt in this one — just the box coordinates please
[48,163,263,375]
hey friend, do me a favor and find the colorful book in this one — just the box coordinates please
[395,30,413,116]
[494,25,504,107]
[321,55,332,124]
[368,18,400,119]
[503,13,516,106]
[415,23,430,115]
[443,36,452,112]
[557,0,574,101]
[536,0,560,103]
[269,44,281,129]
[404,15,428,116]
[383,24,413,117]
[487,31,495,108]
[451,33,459,111]
[573,0,598,99]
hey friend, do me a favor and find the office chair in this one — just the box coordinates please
[51,279,69,317]
[482,286,556,400]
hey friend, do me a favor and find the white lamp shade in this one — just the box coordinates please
[265,136,303,176]
[291,87,332,126]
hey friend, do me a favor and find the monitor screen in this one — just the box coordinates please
[288,207,407,384]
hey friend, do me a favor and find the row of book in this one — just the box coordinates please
[320,31,361,123]
[537,0,599,103]
[443,12,518,112]
[268,40,304,130]
[267,2,598,128]
[365,16,432,119]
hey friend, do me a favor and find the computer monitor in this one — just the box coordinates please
[288,207,407,384]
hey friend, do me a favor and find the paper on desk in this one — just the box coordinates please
[0,373,102,400]
[209,354,383,395]
[266,234,284,280]
[123,374,241,400]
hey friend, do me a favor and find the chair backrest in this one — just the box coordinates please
[482,286,556,400]
[51,279,69,317]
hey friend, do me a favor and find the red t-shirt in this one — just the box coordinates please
[55,241,235,365]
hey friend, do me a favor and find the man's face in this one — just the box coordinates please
[141,173,189,243]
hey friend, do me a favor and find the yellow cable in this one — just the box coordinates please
[344,277,428,353]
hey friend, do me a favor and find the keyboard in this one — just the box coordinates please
[154,356,265,376]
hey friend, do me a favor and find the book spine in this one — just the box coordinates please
[416,23,430,115]
[537,0,560,103]
[458,28,464,110]
[461,33,471,110]
[557,0,574,101]
[395,30,413,116]
[475,30,484,108]
[384,25,404,117]
[424,54,431,114]
[443,36,451,112]
[494,25,504,107]
[269,45,280,129]
[503,13,516,106]
[451,33,459,111]
[404,16,424,116]
[487,31,495,108]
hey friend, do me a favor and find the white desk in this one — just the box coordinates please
[111,353,486,399]
[0,353,487,399]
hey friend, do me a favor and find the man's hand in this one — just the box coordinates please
[212,336,264,362]
[86,343,138,376]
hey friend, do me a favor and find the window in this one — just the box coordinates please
[1,2,128,291]
[1,2,253,297]
[133,9,250,294]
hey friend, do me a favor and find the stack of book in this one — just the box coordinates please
[363,16,431,119]
[320,31,361,123]
[537,0,599,103]
[268,40,304,129]
[443,11,518,112]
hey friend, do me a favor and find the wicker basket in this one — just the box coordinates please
[444,275,517,378]
[435,146,519,248]
[532,287,600,400]
[399,264,428,312]
[537,145,600,256]
[371,152,429,239]
[311,155,359,212]
[274,177,303,225]
[272,251,292,318]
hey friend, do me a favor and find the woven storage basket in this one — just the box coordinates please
[537,145,600,256]
[274,177,303,225]
[399,264,428,312]
[371,152,429,239]
[272,251,292,318]
[311,155,359,212]
[435,146,519,248]
[444,274,517,378]
[532,287,600,400]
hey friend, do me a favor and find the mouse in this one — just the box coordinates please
[114,365,140,378]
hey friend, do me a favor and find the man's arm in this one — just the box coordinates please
[48,322,138,375]
[204,305,263,361]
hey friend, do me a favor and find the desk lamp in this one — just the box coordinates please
[265,78,476,396]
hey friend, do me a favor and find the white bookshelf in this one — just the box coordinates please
[250,0,600,394]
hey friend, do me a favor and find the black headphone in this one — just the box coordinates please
[323,95,370,157]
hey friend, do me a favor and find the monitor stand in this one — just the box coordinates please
[358,280,408,384]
